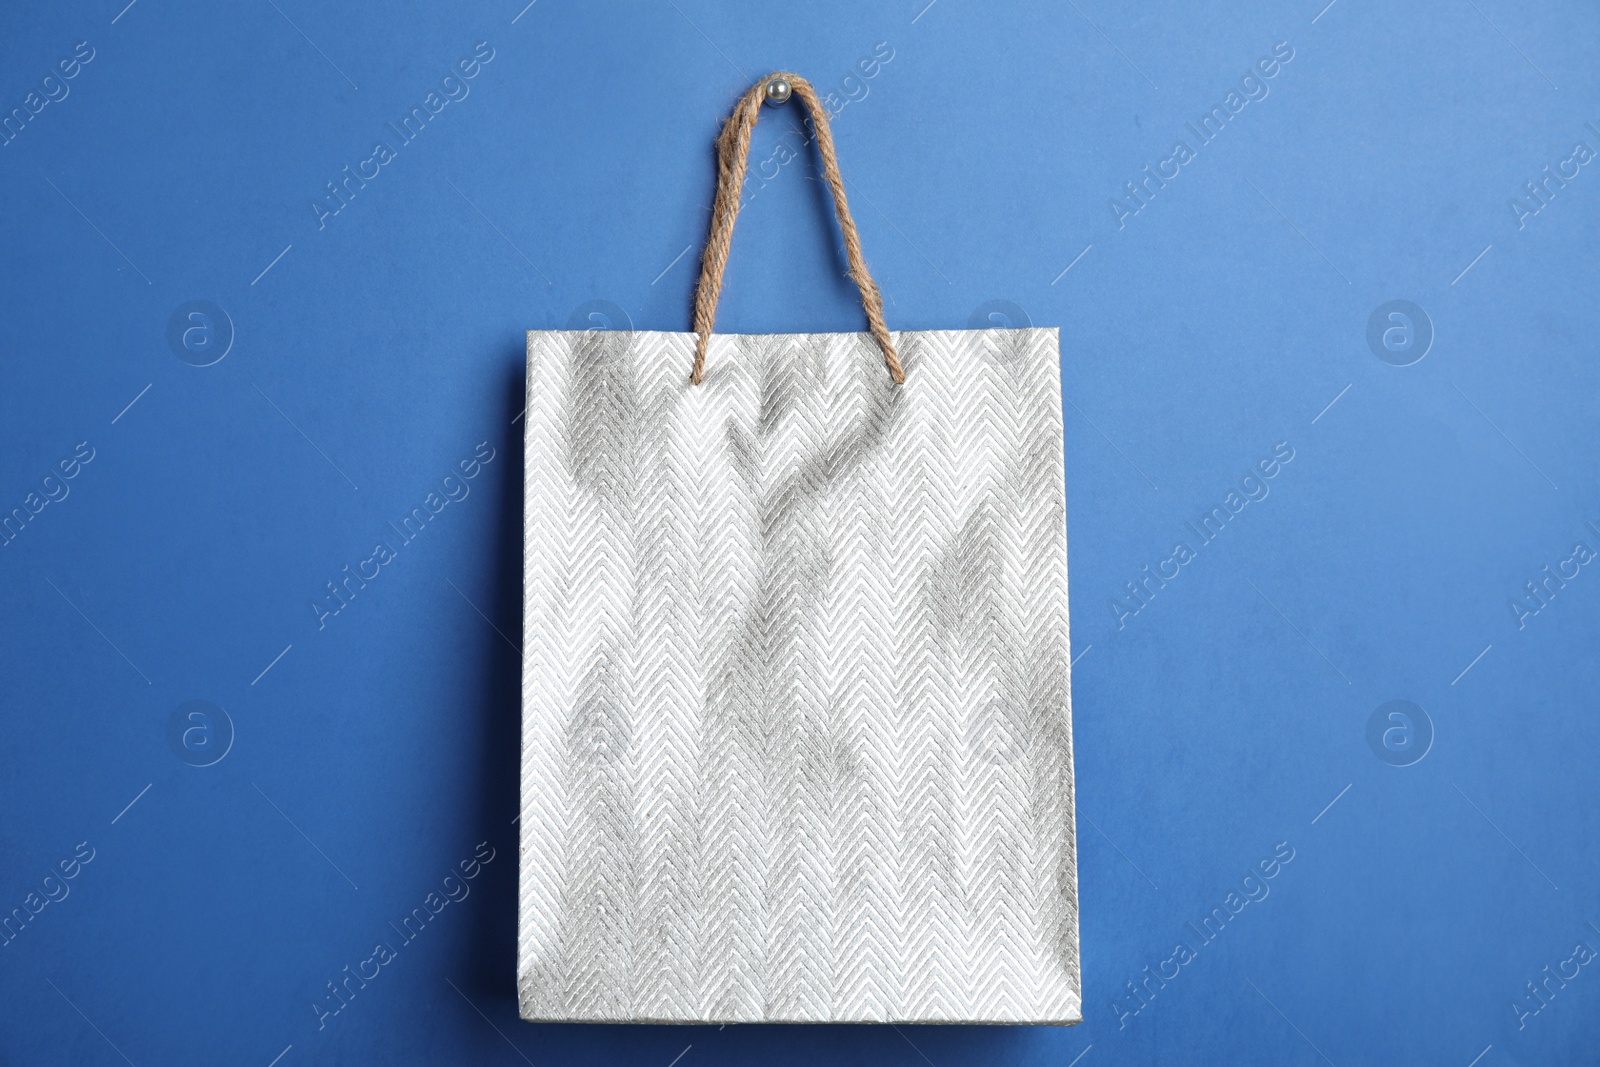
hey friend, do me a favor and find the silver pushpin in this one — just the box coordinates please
[764,75,793,107]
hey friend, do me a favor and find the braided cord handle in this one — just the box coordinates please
[689,72,902,385]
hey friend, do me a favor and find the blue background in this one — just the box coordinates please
[3,0,1597,1064]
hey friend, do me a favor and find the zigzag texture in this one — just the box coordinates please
[518,327,1080,1024]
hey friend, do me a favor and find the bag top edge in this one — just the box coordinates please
[524,327,1060,340]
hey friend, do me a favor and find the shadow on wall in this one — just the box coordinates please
[514,1019,1044,1062]
[462,349,527,1006]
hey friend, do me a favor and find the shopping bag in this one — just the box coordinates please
[519,71,1080,1024]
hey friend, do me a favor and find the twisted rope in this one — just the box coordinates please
[690,72,902,385]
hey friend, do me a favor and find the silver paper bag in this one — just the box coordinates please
[518,72,1079,1026]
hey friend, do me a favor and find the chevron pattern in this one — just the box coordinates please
[519,327,1079,1024]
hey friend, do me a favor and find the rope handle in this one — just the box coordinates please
[690,72,903,385]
